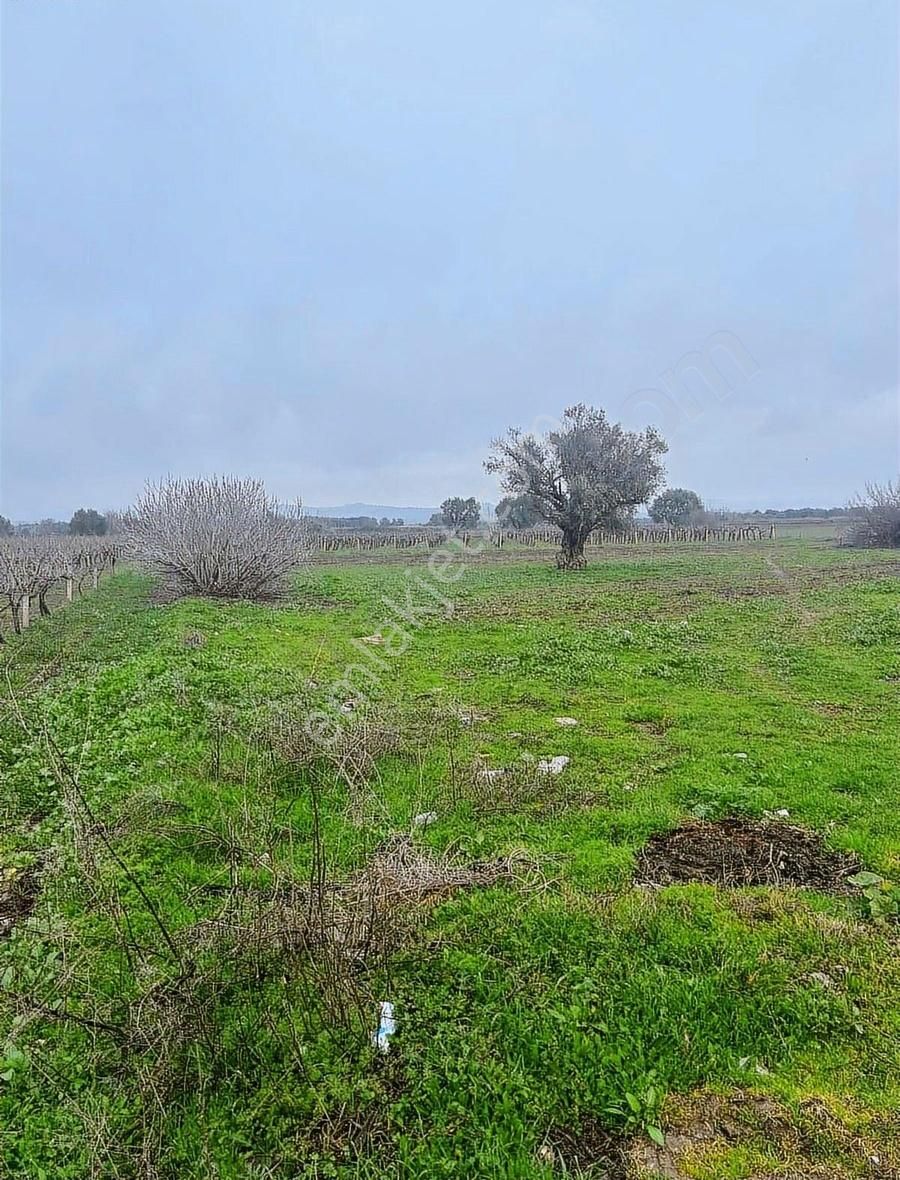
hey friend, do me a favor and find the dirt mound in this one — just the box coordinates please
[0,863,41,937]
[634,817,861,893]
[541,1117,627,1176]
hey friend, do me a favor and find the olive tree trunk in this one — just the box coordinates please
[556,527,589,570]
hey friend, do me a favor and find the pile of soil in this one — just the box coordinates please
[0,864,41,937]
[634,817,861,894]
[542,1117,627,1177]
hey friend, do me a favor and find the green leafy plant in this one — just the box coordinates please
[0,1046,27,1084]
[849,871,900,923]
[607,1073,666,1147]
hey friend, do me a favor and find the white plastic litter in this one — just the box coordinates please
[555,717,579,727]
[372,1001,396,1053]
[732,752,748,759]
[412,811,438,828]
[537,755,570,776]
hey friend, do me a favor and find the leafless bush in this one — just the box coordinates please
[845,479,900,548]
[266,703,403,780]
[262,701,407,826]
[122,476,310,600]
[446,754,599,816]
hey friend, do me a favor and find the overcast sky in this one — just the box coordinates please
[2,0,897,519]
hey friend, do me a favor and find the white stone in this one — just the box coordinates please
[537,755,570,776]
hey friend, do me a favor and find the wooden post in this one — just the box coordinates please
[20,595,30,630]
[66,577,74,602]
[92,569,99,590]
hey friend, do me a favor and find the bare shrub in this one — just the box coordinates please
[845,479,900,548]
[263,701,407,826]
[4,691,545,1176]
[123,476,310,600]
[186,833,534,974]
[447,755,598,816]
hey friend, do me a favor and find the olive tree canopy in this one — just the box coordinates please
[496,493,544,529]
[69,507,108,536]
[486,404,667,568]
[649,488,703,526]
[438,496,481,531]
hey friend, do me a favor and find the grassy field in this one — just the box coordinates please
[1,541,899,1179]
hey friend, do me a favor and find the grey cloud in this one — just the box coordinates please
[2,0,897,519]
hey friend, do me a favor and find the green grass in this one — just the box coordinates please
[1,541,899,1178]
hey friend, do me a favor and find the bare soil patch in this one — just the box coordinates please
[634,818,861,893]
[629,1089,899,1179]
[0,862,41,937]
[542,1116,628,1176]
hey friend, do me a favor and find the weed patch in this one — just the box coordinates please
[2,548,899,1177]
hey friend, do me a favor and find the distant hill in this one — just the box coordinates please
[305,504,437,524]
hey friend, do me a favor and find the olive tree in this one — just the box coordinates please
[495,494,544,529]
[123,476,309,600]
[649,488,702,526]
[439,496,481,532]
[69,508,108,536]
[486,404,667,569]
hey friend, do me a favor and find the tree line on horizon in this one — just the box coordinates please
[3,402,897,569]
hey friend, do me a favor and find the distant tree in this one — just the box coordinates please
[0,516,13,538]
[69,508,108,536]
[649,488,703,526]
[846,479,900,548]
[103,510,126,535]
[486,403,667,569]
[314,515,379,530]
[34,519,69,536]
[496,494,544,529]
[439,496,481,531]
[759,506,847,519]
